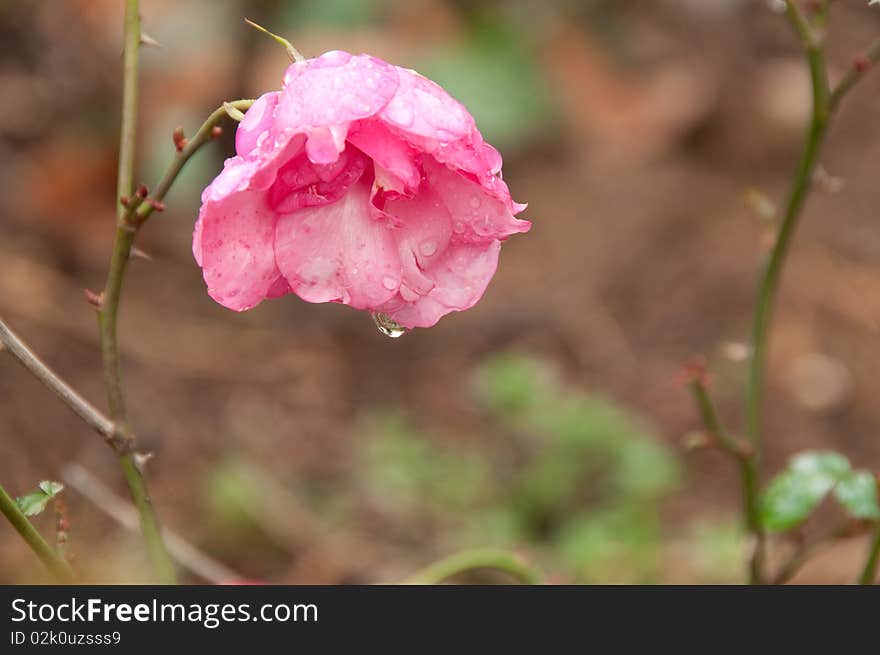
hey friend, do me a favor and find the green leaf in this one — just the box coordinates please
[834,471,880,520]
[15,480,64,517]
[760,451,851,532]
[38,481,63,497]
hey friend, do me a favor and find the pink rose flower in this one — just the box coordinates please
[193,50,530,330]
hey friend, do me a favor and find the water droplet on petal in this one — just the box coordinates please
[371,312,407,338]
[382,275,398,290]
[386,101,414,127]
[469,196,482,210]
[453,222,465,234]
[419,240,437,257]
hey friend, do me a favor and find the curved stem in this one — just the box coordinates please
[0,484,74,582]
[131,99,254,226]
[689,379,751,460]
[742,0,832,585]
[858,523,880,585]
[404,548,541,585]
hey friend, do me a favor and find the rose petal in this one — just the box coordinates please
[423,158,530,243]
[235,92,280,157]
[346,120,420,191]
[200,188,281,311]
[277,52,399,131]
[380,66,474,142]
[275,180,402,308]
[381,240,502,328]
[268,147,369,214]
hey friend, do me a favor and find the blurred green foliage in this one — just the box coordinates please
[364,353,681,583]
[760,450,880,532]
[419,17,555,148]
[15,481,64,518]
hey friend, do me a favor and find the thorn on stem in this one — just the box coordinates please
[140,32,164,48]
[172,126,188,152]
[135,183,149,200]
[681,430,711,451]
[678,355,711,388]
[83,289,105,309]
[134,451,154,474]
[210,126,223,139]
[146,199,165,212]
[119,195,130,208]
[853,55,872,73]
[130,247,153,261]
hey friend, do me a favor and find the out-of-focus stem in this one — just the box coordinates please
[743,0,832,585]
[772,522,852,585]
[830,38,880,110]
[404,548,541,585]
[743,1,880,585]
[0,484,74,582]
[858,523,880,585]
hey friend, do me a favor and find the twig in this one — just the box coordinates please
[772,522,853,585]
[830,38,880,111]
[686,370,763,583]
[129,99,254,228]
[688,378,752,461]
[403,548,541,585]
[0,318,116,444]
[0,483,74,582]
[61,464,242,584]
[859,523,880,585]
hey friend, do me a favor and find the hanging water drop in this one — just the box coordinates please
[372,312,407,338]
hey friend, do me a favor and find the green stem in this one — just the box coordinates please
[689,381,750,459]
[830,38,880,111]
[404,548,541,585]
[0,484,74,582]
[742,0,832,585]
[99,0,176,584]
[858,523,880,585]
[688,379,762,582]
[132,100,254,226]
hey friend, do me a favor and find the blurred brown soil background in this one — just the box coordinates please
[0,0,879,583]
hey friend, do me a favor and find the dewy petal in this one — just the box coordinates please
[235,92,280,157]
[384,188,453,297]
[200,185,281,312]
[346,120,420,192]
[277,51,399,133]
[274,180,402,309]
[268,146,369,214]
[380,66,474,142]
[423,158,530,243]
[305,124,350,165]
[381,240,503,329]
